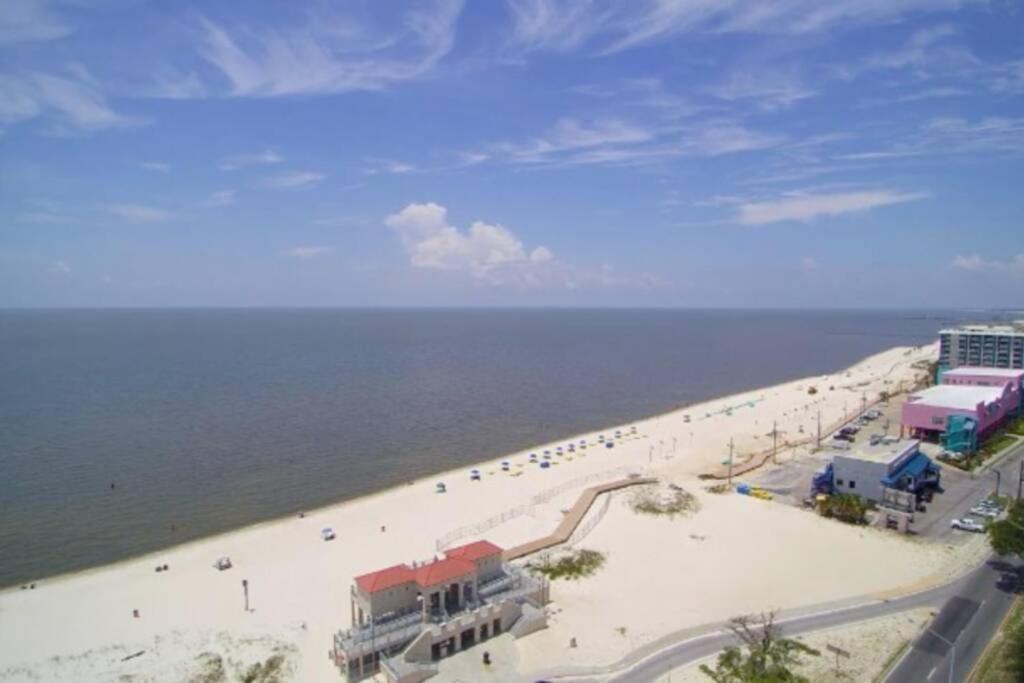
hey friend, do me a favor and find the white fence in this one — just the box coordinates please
[434,466,635,551]
[568,492,613,546]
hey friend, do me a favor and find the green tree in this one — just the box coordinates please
[700,613,820,682]
[988,499,1024,556]
[818,493,868,525]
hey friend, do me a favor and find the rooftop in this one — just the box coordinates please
[444,540,503,562]
[414,557,478,588]
[908,385,1006,411]
[941,321,1024,335]
[944,367,1024,379]
[354,564,415,594]
[834,438,919,465]
[354,540,506,594]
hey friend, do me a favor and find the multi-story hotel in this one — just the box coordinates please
[938,322,1024,369]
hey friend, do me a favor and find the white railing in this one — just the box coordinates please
[434,466,635,551]
[568,492,613,546]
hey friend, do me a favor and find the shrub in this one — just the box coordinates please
[528,549,605,581]
[817,493,869,525]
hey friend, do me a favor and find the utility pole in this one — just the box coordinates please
[242,579,249,612]
[816,410,821,448]
[727,438,734,487]
[861,392,867,416]
[994,470,1002,499]
[673,436,677,457]
[1017,459,1023,502]
[772,420,778,464]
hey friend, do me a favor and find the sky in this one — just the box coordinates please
[1,0,1023,308]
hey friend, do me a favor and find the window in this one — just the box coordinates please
[849,481,856,489]
[931,416,944,425]
[836,478,844,486]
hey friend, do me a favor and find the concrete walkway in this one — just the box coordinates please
[503,476,656,561]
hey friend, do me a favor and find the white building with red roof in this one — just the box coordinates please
[334,539,547,681]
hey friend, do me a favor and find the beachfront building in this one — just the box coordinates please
[819,439,941,505]
[332,540,548,682]
[901,376,1021,451]
[939,322,1024,369]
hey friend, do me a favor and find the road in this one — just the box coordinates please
[885,556,1021,683]
[535,555,1019,683]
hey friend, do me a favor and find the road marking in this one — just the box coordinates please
[928,665,937,679]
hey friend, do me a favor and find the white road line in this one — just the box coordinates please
[928,665,937,679]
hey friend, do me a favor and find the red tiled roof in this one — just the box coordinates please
[444,540,503,562]
[354,564,415,594]
[414,557,477,588]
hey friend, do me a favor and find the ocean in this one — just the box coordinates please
[0,308,995,588]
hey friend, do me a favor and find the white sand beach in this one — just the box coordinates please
[0,343,959,682]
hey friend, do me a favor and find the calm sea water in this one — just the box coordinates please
[0,308,995,588]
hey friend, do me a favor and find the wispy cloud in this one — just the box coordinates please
[503,0,971,56]
[219,150,283,171]
[837,116,1024,160]
[364,158,418,175]
[707,69,815,111]
[265,170,326,188]
[952,253,1024,273]
[139,161,170,172]
[0,67,138,133]
[196,0,463,98]
[0,0,72,46]
[206,190,236,207]
[736,189,927,225]
[288,246,335,259]
[105,204,172,223]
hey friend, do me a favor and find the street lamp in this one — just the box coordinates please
[927,629,955,683]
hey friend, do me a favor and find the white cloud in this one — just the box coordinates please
[219,150,283,170]
[196,1,463,97]
[0,0,72,46]
[140,161,170,172]
[952,253,1024,273]
[0,68,137,132]
[50,259,70,275]
[289,246,335,259]
[708,69,815,111]
[364,158,417,175]
[800,256,819,272]
[206,190,236,207]
[17,210,69,224]
[737,190,927,225]
[503,0,971,56]
[105,204,172,223]
[385,202,554,278]
[265,170,325,188]
[687,124,786,156]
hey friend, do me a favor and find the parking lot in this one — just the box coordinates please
[745,394,1024,541]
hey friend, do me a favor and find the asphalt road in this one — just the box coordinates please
[536,555,1017,683]
[885,556,1021,683]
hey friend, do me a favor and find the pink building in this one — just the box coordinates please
[902,379,1020,442]
[942,366,1024,403]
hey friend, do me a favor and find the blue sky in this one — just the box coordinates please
[1,0,1022,308]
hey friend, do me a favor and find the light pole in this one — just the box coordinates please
[242,579,249,612]
[727,438,734,487]
[927,629,955,683]
[994,469,1002,499]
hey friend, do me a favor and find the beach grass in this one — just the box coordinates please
[971,597,1023,682]
[528,549,605,581]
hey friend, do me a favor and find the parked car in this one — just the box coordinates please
[869,434,884,446]
[866,410,882,419]
[970,506,999,518]
[940,449,965,461]
[950,518,986,533]
[321,527,336,541]
[213,556,232,570]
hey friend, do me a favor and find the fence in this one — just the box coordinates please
[568,491,613,546]
[434,466,637,551]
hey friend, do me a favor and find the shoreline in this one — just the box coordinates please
[0,342,943,682]
[2,342,930,595]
